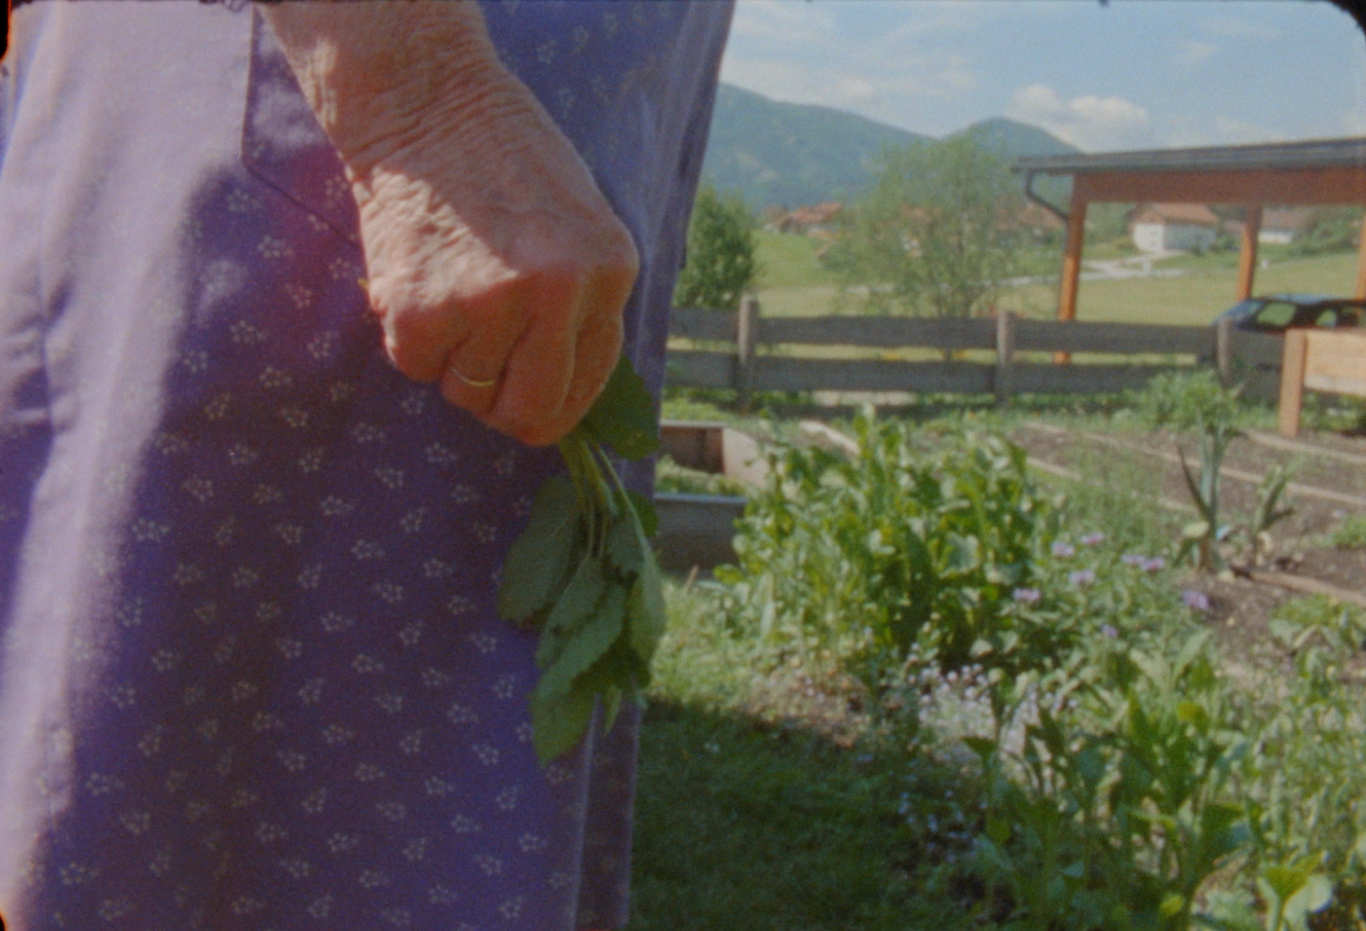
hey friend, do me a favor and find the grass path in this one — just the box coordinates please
[629,702,948,931]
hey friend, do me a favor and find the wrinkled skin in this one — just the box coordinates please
[261,1,638,447]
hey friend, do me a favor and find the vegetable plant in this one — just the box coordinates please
[1139,371,1245,572]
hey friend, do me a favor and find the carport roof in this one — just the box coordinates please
[1015,136,1366,176]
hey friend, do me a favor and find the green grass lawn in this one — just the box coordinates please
[749,242,1361,326]
[629,702,945,931]
[628,585,977,931]
[754,230,840,290]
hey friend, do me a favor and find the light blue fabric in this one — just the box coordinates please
[0,3,731,929]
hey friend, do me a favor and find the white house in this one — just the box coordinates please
[1257,207,1317,245]
[1129,203,1221,253]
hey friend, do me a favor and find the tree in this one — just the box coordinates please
[673,182,759,312]
[1290,206,1364,257]
[824,137,1023,318]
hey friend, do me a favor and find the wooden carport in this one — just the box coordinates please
[1015,137,1366,323]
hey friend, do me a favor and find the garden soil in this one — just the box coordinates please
[1009,423,1366,675]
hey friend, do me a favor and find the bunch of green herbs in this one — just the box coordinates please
[497,356,665,763]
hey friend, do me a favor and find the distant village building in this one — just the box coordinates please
[1220,207,1318,246]
[1128,203,1221,253]
[1257,207,1317,245]
[771,201,844,237]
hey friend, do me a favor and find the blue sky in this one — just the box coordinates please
[719,0,1366,152]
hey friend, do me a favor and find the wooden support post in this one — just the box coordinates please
[1055,198,1088,363]
[1356,214,1366,300]
[736,295,759,414]
[1236,204,1263,301]
[1278,328,1308,438]
[1215,315,1235,386]
[995,311,1016,405]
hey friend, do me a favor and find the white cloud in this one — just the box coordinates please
[1176,40,1218,66]
[1006,84,1152,152]
[717,0,997,134]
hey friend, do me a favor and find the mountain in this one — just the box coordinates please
[951,116,1079,205]
[950,116,1081,161]
[699,84,932,211]
[700,85,1081,210]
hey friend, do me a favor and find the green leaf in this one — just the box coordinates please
[1262,854,1323,906]
[626,489,659,538]
[497,476,581,623]
[580,355,660,460]
[944,533,981,575]
[1183,521,1212,541]
[530,682,597,764]
[535,556,609,670]
[1286,874,1333,921]
[605,516,645,583]
[962,736,997,768]
[600,686,624,736]
[535,580,628,701]
[627,552,667,669]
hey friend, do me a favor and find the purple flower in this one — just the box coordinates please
[1052,542,1075,558]
[1013,587,1042,603]
[1080,533,1106,546]
[1121,554,1146,566]
[1142,557,1166,573]
[1068,569,1096,587]
[1182,590,1211,612]
[1101,624,1119,638]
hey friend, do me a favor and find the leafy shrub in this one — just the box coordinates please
[1236,596,1366,912]
[716,413,1055,676]
[969,632,1251,931]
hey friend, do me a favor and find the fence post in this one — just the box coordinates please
[736,295,759,414]
[995,311,1016,405]
[1278,328,1308,438]
[1215,316,1235,386]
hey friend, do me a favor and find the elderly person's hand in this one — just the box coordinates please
[260,2,638,447]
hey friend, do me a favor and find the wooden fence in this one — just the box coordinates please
[1278,328,1366,437]
[667,297,1285,408]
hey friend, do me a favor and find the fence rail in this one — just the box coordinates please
[666,297,1284,407]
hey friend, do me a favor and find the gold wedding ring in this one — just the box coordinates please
[450,367,498,389]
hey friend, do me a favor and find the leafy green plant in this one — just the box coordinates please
[717,412,1053,677]
[1140,371,1246,572]
[1238,597,1366,908]
[969,632,1253,931]
[1242,464,1296,566]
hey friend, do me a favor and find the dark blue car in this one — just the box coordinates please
[1214,293,1366,332]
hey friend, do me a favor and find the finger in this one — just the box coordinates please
[559,299,623,429]
[438,357,503,416]
[436,288,526,415]
[375,285,469,383]
[483,297,577,446]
